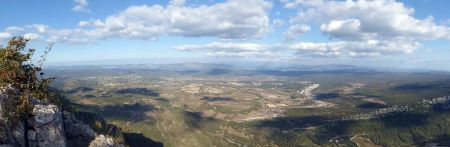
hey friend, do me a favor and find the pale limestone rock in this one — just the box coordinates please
[31,104,66,147]
[32,105,60,126]
[89,135,124,147]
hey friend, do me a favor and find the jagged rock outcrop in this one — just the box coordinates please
[30,104,67,147]
[0,98,67,147]
[63,112,96,147]
[1,88,124,147]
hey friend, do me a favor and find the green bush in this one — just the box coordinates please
[0,37,59,123]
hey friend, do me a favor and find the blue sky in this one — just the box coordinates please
[0,0,450,70]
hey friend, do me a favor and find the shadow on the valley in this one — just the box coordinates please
[102,103,157,122]
[65,87,94,94]
[253,110,434,145]
[115,88,160,97]
[357,102,387,109]
[315,93,340,100]
[391,80,450,92]
[392,83,438,91]
[313,121,356,144]
[123,133,164,147]
[432,103,450,112]
[183,111,216,129]
[378,112,430,128]
[202,96,235,102]
[254,115,356,145]
[71,111,163,147]
[254,115,334,130]
[63,98,163,147]
[419,134,450,147]
[69,101,157,122]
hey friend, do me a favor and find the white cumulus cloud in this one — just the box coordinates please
[79,0,272,40]
[286,0,450,40]
[320,19,375,41]
[1,0,272,44]
[281,0,450,57]
[72,0,90,12]
[284,24,311,41]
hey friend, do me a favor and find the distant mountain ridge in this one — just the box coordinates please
[45,62,450,78]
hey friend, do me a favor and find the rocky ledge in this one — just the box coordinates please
[0,90,124,147]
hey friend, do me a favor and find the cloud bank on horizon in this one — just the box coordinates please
[0,0,450,66]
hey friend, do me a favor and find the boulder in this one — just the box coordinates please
[89,135,124,147]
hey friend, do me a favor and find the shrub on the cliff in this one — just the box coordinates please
[0,37,59,123]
